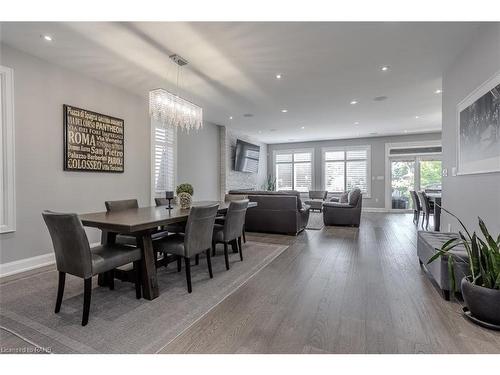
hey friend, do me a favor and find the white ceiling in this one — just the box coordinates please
[0,22,480,143]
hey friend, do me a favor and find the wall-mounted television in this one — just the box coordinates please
[234,139,260,173]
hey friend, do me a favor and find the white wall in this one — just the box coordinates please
[0,44,151,265]
[177,121,220,201]
[442,23,500,234]
[267,132,442,208]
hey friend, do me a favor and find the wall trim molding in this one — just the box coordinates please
[0,242,101,278]
[362,207,390,213]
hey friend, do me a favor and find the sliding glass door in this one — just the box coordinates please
[390,159,415,209]
[389,157,442,210]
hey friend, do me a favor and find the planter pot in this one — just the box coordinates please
[461,277,500,326]
[178,192,192,209]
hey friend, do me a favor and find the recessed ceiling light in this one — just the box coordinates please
[281,109,288,113]
[300,126,305,129]
[229,116,233,120]
[404,130,408,133]
[354,122,360,125]
[350,100,358,105]
[276,74,282,79]
[42,35,53,42]
[415,115,420,119]
[381,65,390,71]
[435,89,442,94]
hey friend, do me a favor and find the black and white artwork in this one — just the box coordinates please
[458,74,500,175]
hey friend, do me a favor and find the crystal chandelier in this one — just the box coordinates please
[149,54,203,132]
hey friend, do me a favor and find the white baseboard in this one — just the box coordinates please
[362,207,390,213]
[0,242,101,278]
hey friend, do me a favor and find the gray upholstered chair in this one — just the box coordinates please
[42,211,142,326]
[417,191,432,230]
[104,199,140,246]
[155,197,187,234]
[409,190,422,225]
[217,194,248,243]
[322,188,363,227]
[153,204,219,293]
[304,190,328,212]
[212,200,249,270]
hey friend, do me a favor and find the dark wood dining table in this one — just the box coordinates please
[425,192,442,232]
[79,200,257,300]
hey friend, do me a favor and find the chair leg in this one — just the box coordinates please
[242,225,246,243]
[177,256,182,272]
[55,271,66,313]
[82,278,92,326]
[223,242,230,270]
[212,240,216,256]
[206,249,213,279]
[231,239,238,253]
[108,269,115,291]
[238,236,243,261]
[133,261,142,299]
[195,254,199,266]
[184,257,192,293]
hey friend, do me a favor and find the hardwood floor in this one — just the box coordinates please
[160,213,500,353]
[2,213,499,354]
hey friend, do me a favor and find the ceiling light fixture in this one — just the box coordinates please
[415,115,420,119]
[301,126,305,129]
[229,116,233,120]
[276,74,282,79]
[350,100,358,105]
[42,35,53,41]
[381,65,390,71]
[281,109,288,113]
[354,122,360,125]
[435,89,442,94]
[149,54,203,133]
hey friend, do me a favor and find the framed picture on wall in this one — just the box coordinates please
[63,105,125,173]
[457,72,500,175]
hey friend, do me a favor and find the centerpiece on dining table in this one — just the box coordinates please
[176,183,194,209]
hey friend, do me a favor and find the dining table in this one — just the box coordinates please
[79,200,257,300]
[425,192,442,232]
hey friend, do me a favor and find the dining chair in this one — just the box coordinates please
[42,211,142,326]
[218,193,248,243]
[416,191,432,230]
[153,204,219,293]
[154,197,186,271]
[212,200,249,270]
[409,190,422,225]
[104,199,140,246]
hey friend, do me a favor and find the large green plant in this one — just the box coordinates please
[428,207,500,292]
[176,183,194,196]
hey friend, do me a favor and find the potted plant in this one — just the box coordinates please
[428,207,500,328]
[262,175,276,191]
[176,183,194,209]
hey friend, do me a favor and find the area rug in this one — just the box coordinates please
[0,241,288,353]
[306,212,324,230]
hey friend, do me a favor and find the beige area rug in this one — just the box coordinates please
[0,241,288,353]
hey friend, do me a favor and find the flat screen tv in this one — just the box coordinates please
[234,139,260,173]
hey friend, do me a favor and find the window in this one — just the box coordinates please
[151,120,176,197]
[323,146,371,196]
[0,66,15,233]
[274,149,313,192]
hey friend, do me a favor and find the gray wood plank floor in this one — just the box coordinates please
[160,213,500,354]
[2,213,499,354]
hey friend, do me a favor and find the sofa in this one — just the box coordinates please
[228,190,310,235]
[417,231,469,300]
[322,188,362,227]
